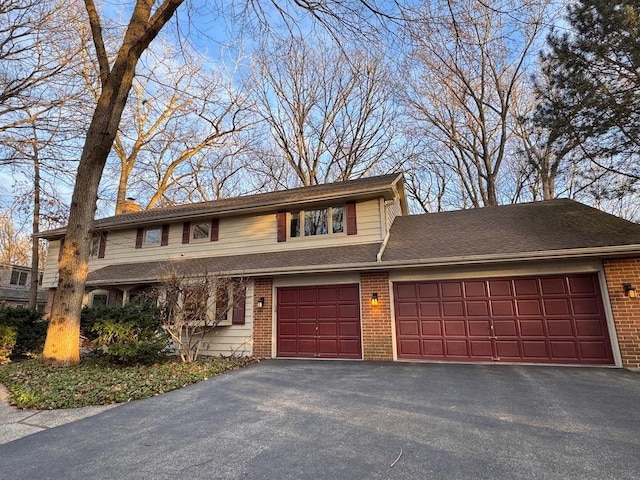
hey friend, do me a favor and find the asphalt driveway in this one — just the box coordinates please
[1,360,639,480]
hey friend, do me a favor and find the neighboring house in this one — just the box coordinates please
[39,173,640,369]
[0,263,46,310]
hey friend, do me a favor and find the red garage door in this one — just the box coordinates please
[394,274,614,365]
[277,285,362,359]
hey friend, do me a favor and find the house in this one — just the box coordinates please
[0,263,46,310]
[39,173,640,369]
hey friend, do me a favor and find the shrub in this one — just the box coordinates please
[81,303,169,365]
[0,325,18,363]
[0,307,47,358]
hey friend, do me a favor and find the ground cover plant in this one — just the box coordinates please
[0,356,252,409]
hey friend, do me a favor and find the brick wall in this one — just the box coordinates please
[603,259,640,369]
[253,277,273,358]
[360,272,394,360]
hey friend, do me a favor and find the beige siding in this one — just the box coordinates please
[198,279,254,357]
[42,199,384,286]
[385,199,402,231]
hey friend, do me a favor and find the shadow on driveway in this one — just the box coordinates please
[1,360,639,480]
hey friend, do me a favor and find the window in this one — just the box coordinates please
[89,236,100,257]
[144,227,162,246]
[290,206,345,238]
[91,293,108,307]
[192,222,210,241]
[10,269,28,286]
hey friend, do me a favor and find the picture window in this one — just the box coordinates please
[290,206,345,238]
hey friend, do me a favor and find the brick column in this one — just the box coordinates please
[253,277,274,359]
[603,259,640,369]
[360,272,393,360]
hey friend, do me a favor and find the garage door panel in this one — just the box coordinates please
[568,276,597,294]
[517,299,542,316]
[546,319,574,336]
[468,320,490,336]
[277,285,362,359]
[513,278,539,296]
[421,320,442,336]
[575,319,605,336]
[394,274,613,365]
[493,319,517,336]
[420,302,440,316]
[419,283,439,298]
[540,277,567,295]
[396,283,417,299]
[488,280,511,296]
[464,281,486,297]
[467,301,489,316]
[444,320,466,336]
[443,302,464,316]
[491,300,515,316]
[543,299,570,316]
[571,298,600,315]
[397,302,418,317]
[398,319,419,335]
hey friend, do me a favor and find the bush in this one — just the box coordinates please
[81,303,169,365]
[0,307,47,358]
[0,325,18,363]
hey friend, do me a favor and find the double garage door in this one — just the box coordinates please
[394,273,614,365]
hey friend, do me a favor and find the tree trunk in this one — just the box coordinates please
[41,0,185,366]
[28,145,41,310]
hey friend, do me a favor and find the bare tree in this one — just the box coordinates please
[401,0,551,208]
[158,269,246,362]
[43,0,404,366]
[250,35,400,186]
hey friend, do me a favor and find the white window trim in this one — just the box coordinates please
[89,289,109,307]
[289,206,345,240]
[143,227,162,247]
[191,222,210,243]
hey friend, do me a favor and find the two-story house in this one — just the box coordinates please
[0,263,46,309]
[39,173,640,369]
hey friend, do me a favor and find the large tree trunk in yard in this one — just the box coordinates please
[42,0,185,366]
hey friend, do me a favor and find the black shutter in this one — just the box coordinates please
[135,228,144,249]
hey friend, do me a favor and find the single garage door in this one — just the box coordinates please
[394,274,614,365]
[277,285,362,359]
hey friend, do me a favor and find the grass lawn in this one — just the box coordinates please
[0,356,253,410]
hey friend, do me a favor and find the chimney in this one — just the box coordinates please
[117,197,143,215]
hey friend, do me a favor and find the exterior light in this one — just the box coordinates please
[371,293,379,306]
[623,283,637,298]
[257,297,265,308]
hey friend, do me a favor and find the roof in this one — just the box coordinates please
[0,287,47,304]
[86,243,382,285]
[40,173,406,239]
[82,198,640,286]
[381,199,640,263]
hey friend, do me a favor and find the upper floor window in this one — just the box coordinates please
[136,225,169,249]
[89,236,100,257]
[192,222,210,241]
[10,269,28,286]
[144,227,162,246]
[290,206,344,238]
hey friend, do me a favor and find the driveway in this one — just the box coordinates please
[0,360,638,480]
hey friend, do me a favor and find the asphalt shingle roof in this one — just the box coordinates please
[41,173,404,238]
[381,199,640,262]
[86,243,382,285]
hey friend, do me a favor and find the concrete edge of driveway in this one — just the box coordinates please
[0,383,120,445]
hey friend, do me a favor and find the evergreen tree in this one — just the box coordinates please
[536,0,640,179]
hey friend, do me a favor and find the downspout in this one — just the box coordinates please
[376,230,391,263]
